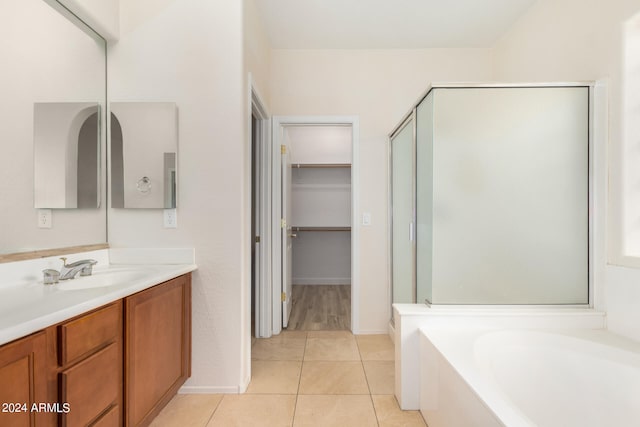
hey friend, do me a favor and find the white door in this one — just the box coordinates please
[281,144,294,327]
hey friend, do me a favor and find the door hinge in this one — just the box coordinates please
[281,218,286,228]
[281,292,286,302]
[255,236,260,243]
[281,144,286,154]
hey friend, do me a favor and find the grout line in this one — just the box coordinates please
[291,334,309,426]
[355,334,381,426]
[203,394,225,426]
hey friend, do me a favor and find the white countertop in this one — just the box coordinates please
[0,249,197,346]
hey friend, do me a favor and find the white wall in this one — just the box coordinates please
[492,0,640,341]
[108,0,248,392]
[270,48,494,333]
[56,0,119,40]
[244,0,271,106]
[292,232,352,285]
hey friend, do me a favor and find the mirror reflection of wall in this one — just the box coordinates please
[0,0,106,255]
[34,102,100,209]
[110,103,178,209]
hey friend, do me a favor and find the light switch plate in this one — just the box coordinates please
[37,209,52,229]
[164,209,177,228]
[362,212,371,226]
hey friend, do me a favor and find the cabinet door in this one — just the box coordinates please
[60,342,120,427]
[125,274,191,427]
[0,332,47,427]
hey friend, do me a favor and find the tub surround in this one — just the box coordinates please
[420,328,640,427]
[0,248,197,346]
[393,304,606,410]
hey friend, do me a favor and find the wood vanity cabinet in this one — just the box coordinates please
[0,331,48,427]
[55,301,123,427]
[124,274,191,427]
[0,272,191,427]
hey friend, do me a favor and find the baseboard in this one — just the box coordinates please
[388,321,395,343]
[239,373,251,394]
[292,277,351,285]
[179,385,240,394]
[356,329,389,335]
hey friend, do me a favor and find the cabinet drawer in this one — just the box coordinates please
[60,342,120,427]
[90,405,120,427]
[58,301,121,366]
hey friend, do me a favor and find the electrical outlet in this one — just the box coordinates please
[164,209,177,228]
[38,209,52,229]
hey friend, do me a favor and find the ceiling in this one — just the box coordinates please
[254,0,537,49]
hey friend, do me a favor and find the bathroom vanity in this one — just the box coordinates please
[0,252,195,427]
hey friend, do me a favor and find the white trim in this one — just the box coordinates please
[591,80,608,312]
[357,329,390,335]
[239,372,251,394]
[271,118,284,336]
[179,385,241,394]
[272,116,361,334]
[249,75,272,341]
[351,118,361,334]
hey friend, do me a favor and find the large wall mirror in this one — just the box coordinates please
[0,0,107,255]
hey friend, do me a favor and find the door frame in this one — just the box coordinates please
[250,79,272,339]
[271,115,361,335]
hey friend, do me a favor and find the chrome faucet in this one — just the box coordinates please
[58,257,98,280]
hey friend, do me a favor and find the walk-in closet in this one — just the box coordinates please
[285,125,352,330]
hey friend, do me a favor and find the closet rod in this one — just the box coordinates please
[292,226,351,232]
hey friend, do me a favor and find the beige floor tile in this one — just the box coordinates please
[356,334,395,360]
[246,361,302,394]
[298,361,369,394]
[363,361,395,395]
[252,336,306,361]
[150,394,222,427]
[304,338,360,361]
[207,394,295,427]
[306,331,353,339]
[293,395,377,427]
[280,330,308,339]
[372,395,427,427]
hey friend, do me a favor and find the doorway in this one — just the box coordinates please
[250,86,271,339]
[271,116,360,335]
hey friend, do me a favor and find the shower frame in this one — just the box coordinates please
[388,82,597,310]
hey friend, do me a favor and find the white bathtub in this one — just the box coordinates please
[420,328,640,427]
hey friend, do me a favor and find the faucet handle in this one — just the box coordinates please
[80,263,96,277]
[60,257,68,267]
[43,269,60,285]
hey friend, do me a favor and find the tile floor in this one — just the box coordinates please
[150,331,427,426]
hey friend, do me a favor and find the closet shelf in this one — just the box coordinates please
[292,226,351,232]
[292,163,351,169]
[292,183,351,190]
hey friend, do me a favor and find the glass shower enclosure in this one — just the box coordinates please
[390,84,591,306]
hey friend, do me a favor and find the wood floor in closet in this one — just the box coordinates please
[287,285,351,331]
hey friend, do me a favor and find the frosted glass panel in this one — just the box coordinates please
[431,87,589,304]
[391,119,414,303]
[416,93,434,304]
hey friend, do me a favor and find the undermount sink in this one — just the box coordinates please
[55,267,150,291]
